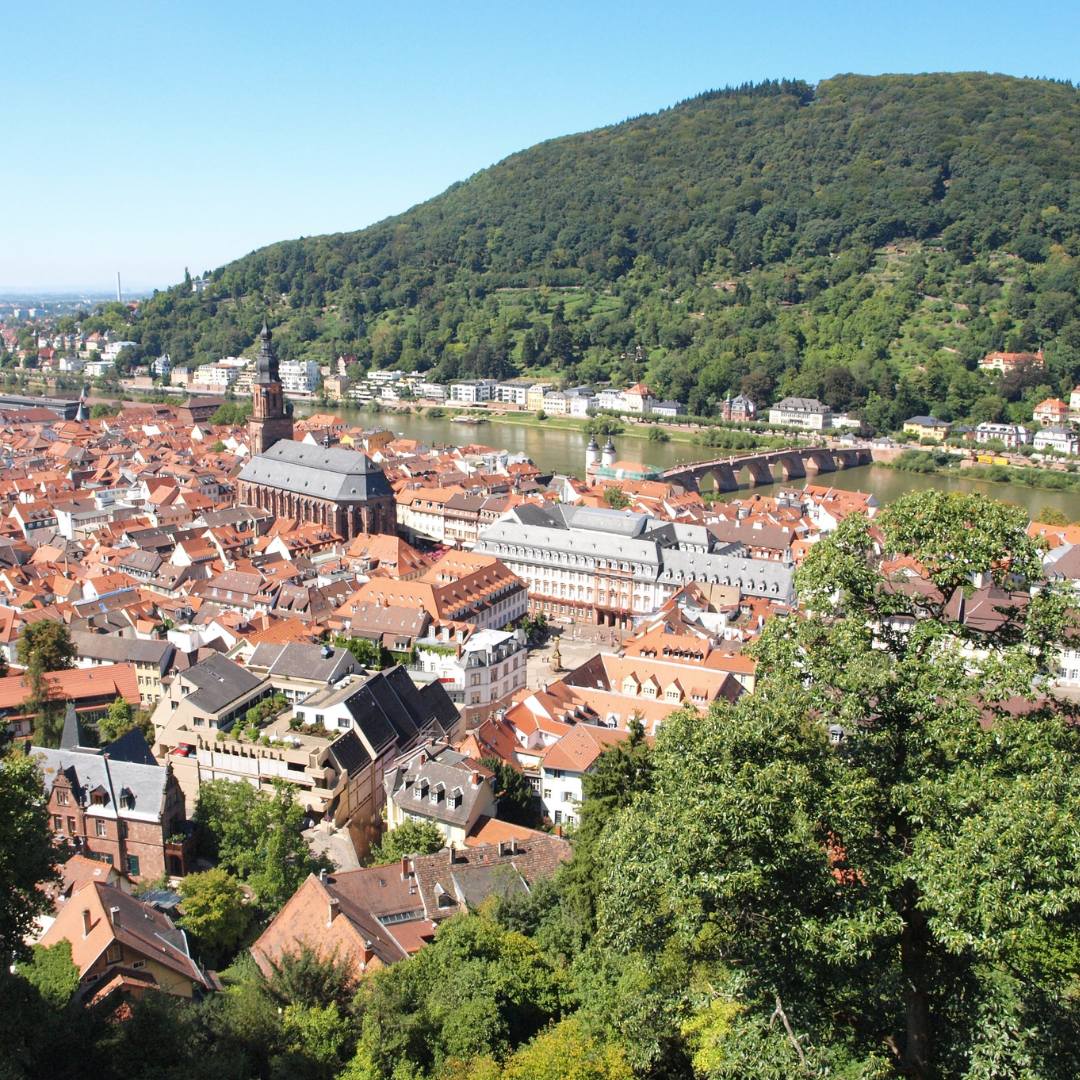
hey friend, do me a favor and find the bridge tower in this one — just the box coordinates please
[585,435,599,474]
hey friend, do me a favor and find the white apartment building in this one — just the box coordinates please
[57,356,85,373]
[279,359,321,394]
[416,381,446,401]
[542,391,571,415]
[1034,426,1080,455]
[975,422,1032,448]
[449,379,498,403]
[84,359,114,378]
[768,397,833,429]
[193,361,242,388]
[102,340,138,362]
[496,380,536,406]
[413,625,527,719]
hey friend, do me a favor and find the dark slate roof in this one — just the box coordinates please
[326,729,371,775]
[298,666,458,756]
[182,653,265,714]
[102,728,158,766]
[248,642,358,683]
[71,631,174,669]
[60,701,90,751]
[238,441,393,503]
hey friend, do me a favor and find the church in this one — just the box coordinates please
[237,323,397,539]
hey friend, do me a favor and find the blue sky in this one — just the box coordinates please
[2,0,1078,292]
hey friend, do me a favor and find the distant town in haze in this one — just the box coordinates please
[6,71,1080,1080]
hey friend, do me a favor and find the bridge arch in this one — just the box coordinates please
[803,449,837,475]
[774,454,807,482]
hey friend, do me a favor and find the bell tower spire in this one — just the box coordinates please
[247,318,293,455]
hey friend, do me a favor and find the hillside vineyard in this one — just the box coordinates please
[127,73,1080,433]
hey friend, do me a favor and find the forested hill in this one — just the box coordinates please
[130,73,1080,430]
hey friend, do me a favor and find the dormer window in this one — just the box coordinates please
[414,779,428,800]
[119,789,135,810]
[90,788,108,806]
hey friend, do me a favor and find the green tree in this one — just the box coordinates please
[194,779,329,909]
[16,621,75,673]
[348,912,568,1078]
[210,439,227,452]
[178,868,252,959]
[0,750,59,958]
[367,819,446,866]
[559,714,651,932]
[332,634,390,670]
[597,491,1080,1079]
[1035,504,1071,526]
[480,757,534,827]
[603,487,631,510]
[647,425,669,442]
[15,939,80,1009]
[97,697,153,745]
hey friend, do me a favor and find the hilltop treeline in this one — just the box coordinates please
[126,73,1080,431]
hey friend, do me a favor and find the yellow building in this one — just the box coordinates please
[526,383,552,411]
[903,415,952,442]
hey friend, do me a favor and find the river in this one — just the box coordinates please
[295,404,1080,520]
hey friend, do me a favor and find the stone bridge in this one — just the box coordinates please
[662,446,873,492]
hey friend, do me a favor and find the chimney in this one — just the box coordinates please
[319,868,327,884]
[400,853,410,880]
[449,842,457,864]
[110,906,120,927]
[327,898,340,925]
[471,771,479,786]
[82,909,92,937]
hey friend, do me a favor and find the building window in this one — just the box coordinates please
[543,788,552,800]
[56,790,69,806]
[68,817,77,834]
[53,815,63,831]
[95,820,107,838]
[562,791,572,802]
[126,855,140,877]
[106,944,123,964]
[554,811,562,824]
[549,769,563,779]
[470,693,481,705]
[315,714,324,725]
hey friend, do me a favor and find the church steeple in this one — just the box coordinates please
[248,318,294,455]
[254,320,280,385]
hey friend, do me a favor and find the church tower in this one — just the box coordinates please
[248,320,294,455]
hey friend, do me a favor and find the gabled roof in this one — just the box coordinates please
[238,441,393,502]
[40,882,212,992]
[180,653,265,714]
[540,724,631,773]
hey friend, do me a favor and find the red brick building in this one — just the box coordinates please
[33,705,192,880]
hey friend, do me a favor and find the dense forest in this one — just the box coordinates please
[118,73,1080,431]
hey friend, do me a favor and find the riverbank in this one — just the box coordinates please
[887,449,1080,495]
